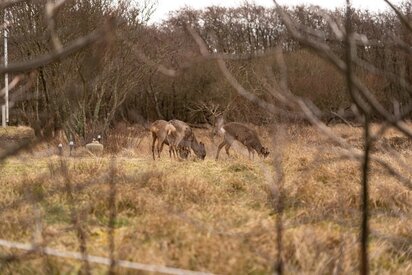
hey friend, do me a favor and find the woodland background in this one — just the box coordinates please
[4,0,412,140]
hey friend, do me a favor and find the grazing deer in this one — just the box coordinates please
[169,119,206,160]
[150,120,177,160]
[325,104,362,126]
[215,122,269,160]
[150,119,206,160]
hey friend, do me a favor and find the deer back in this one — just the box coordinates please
[151,120,176,140]
[170,119,206,159]
[223,122,268,157]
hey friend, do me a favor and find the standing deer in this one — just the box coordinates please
[215,122,269,160]
[169,119,206,160]
[150,120,177,160]
[150,119,206,160]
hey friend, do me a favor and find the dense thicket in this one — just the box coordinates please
[4,0,412,139]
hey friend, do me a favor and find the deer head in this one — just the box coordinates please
[259,147,270,158]
[192,140,206,160]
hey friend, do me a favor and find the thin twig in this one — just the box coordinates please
[0,28,106,74]
[61,160,91,274]
[107,158,117,274]
[0,239,215,275]
[360,116,371,275]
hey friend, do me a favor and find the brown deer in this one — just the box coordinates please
[150,120,177,160]
[215,122,269,160]
[169,119,206,160]
[325,104,362,126]
[150,119,206,160]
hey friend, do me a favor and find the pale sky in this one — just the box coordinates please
[149,0,403,24]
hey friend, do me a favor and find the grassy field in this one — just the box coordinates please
[0,126,35,153]
[0,124,411,274]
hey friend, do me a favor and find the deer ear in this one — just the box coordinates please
[200,141,204,145]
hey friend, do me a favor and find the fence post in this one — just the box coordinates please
[1,105,5,127]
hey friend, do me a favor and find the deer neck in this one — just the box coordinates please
[251,139,263,152]
[191,137,200,149]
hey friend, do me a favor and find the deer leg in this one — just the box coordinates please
[246,146,255,160]
[225,144,231,156]
[177,146,184,160]
[157,143,162,158]
[171,139,180,160]
[168,141,174,159]
[173,143,182,160]
[173,146,178,159]
[171,144,178,159]
[158,137,166,159]
[176,137,185,160]
[215,140,226,160]
[166,135,175,159]
[185,144,191,159]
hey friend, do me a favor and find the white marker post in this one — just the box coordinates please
[69,140,74,156]
[2,10,8,127]
[4,10,8,124]
[1,105,5,127]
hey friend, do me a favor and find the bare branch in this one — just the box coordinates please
[384,0,412,33]
[124,38,178,77]
[45,0,69,52]
[0,28,105,74]
[0,239,214,275]
[107,158,117,275]
[61,161,91,274]
[187,26,295,119]
[274,1,412,139]
[0,75,22,97]
[0,0,27,9]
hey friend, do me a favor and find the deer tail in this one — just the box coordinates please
[215,115,225,134]
[167,124,176,136]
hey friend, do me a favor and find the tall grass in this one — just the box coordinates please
[0,124,411,274]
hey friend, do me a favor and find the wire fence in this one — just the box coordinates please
[1,0,412,274]
[0,239,214,275]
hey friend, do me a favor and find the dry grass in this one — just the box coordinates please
[0,126,34,139]
[0,126,35,154]
[0,123,411,274]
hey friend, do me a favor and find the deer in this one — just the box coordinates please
[150,120,178,160]
[150,119,206,160]
[169,119,206,160]
[325,104,362,127]
[215,120,269,160]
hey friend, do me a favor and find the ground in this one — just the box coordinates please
[0,124,411,274]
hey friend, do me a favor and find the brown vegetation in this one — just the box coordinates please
[5,1,412,141]
[0,126,35,152]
